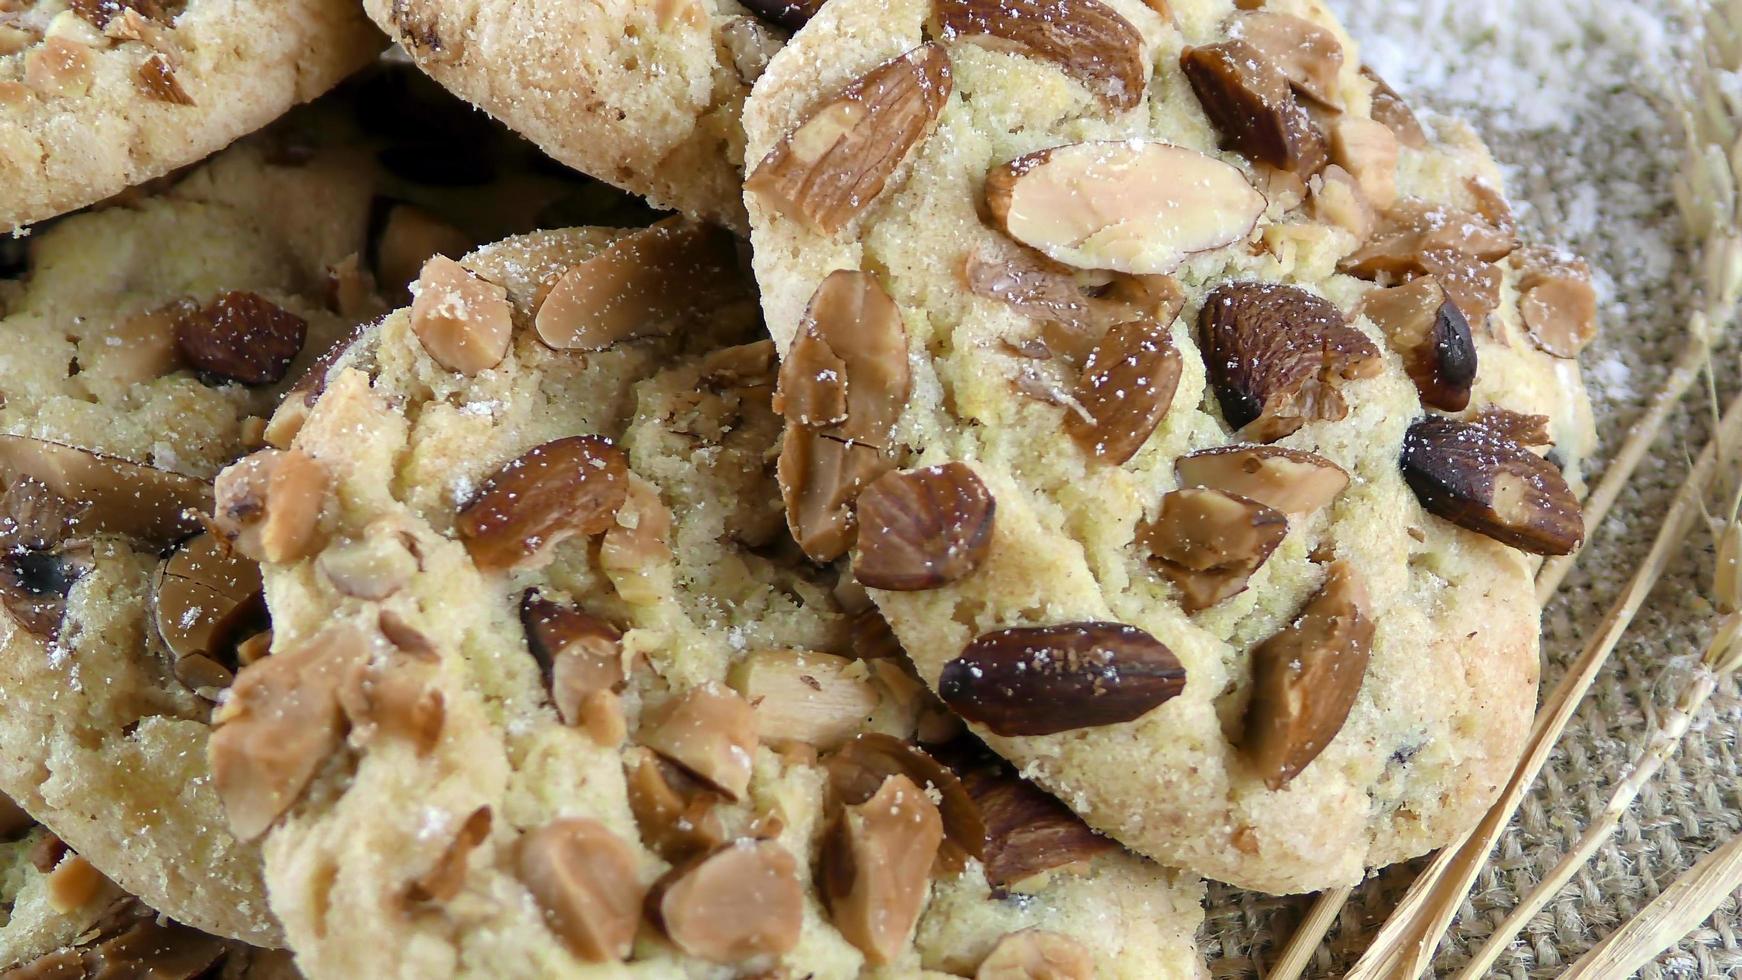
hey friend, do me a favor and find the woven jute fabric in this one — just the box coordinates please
[1201,3,1742,977]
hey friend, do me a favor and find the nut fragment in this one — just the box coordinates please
[172,291,308,386]
[818,774,942,964]
[650,840,805,963]
[1174,445,1348,515]
[965,243,1184,347]
[936,0,1147,109]
[407,806,490,904]
[946,746,1115,889]
[1340,200,1516,282]
[625,748,727,862]
[0,475,93,640]
[409,255,513,377]
[986,141,1266,275]
[1359,276,1478,411]
[1516,247,1598,358]
[24,37,93,98]
[828,734,985,873]
[1400,416,1584,555]
[729,650,879,750]
[1361,66,1428,149]
[1181,39,1327,172]
[854,463,995,591]
[640,684,759,800]
[136,53,193,104]
[1199,282,1383,442]
[519,593,626,733]
[1140,489,1287,612]
[152,532,266,690]
[0,435,210,545]
[212,448,330,564]
[1243,562,1374,789]
[44,854,105,914]
[1474,407,1552,447]
[337,646,445,754]
[1066,316,1184,463]
[1420,247,1502,327]
[599,475,673,605]
[1226,10,1344,107]
[81,302,185,387]
[740,0,824,29]
[210,622,370,839]
[517,818,644,963]
[1309,165,1375,242]
[1327,115,1398,209]
[977,929,1094,979]
[456,436,629,573]
[747,44,952,234]
[777,271,912,561]
[316,521,420,600]
[940,623,1186,736]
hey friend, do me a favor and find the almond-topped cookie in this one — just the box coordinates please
[0,0,382,230]
[213,226,1207,978]
[743,0,1598,893]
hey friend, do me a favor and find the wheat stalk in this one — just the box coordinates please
[1559,830,1742,977]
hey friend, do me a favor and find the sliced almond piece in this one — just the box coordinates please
[212,448,330,564]
[1198,282,1383,442]
[1140,488,1287,612]
[24,37,93,98]
[640,684,759,800]
[409,255,513,377]
[136,52,193,104]
[951,750,1115,889]
[1361,66,1428,149]
[853,463,995,591]
[1243,562,1374,789]
[1174,445,1348,515]
[936,0,1147,110]
[173,291,308,387]
[1516,247,1598,358]
[776,270,912,562]
[519,593,626,735]
[939,623,1186,736]
[456,436,629,573]
[534,221,750,351]
[625,747,727,862]
[1400,416,1583,555]
[985,141,1266,275]
[1226,10,1344,107]
[81,302,186,387]
[1328,115,1398,210]
[1309,165,1375,243]
[818,774,942,964]
[1359,276,1478,411]
[650,840,805,963]
[517,817,644,963]
[828,734,985,874]
[1181,39,1327,173]
[0,436,209,546]
[747,44,952,234]
[1420,247,1502,327]
[406,806,490,904]
[964,243,1182,354]
[729,650,880,750]
[152,532,266,689]
[1340,199,1516,281]
[978,929,1094,980]
[1066,315,1184,464]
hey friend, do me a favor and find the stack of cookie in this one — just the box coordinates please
[0,0,1602,976]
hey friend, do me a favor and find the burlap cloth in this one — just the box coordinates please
[1201,3,1742,977]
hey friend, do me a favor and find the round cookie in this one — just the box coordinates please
[743,0,1598,893]
[363,0,812,228]
[211,225,1207,978]
[0,0,384,231]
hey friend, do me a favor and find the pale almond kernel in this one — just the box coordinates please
[640,684,759,800]
[599,475,673,605]
[212,448,330,564]
[80,302,183,387]
[652,840,805,963]
[1309,165,1374,243]
[976,929,1094,980]
[517,818,644,963]
[519,593,626,732]
[409,255,513,376]
[317,522,420,600]
[24,37,93,98]
[818,774,942,964]
[1328,115,1399,209]
[728,650,880,750]
[985,141,1265,275]
[0,25,34,56]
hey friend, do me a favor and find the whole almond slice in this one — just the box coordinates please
[985,141,1265,275]
[1243,562,1374,790]
[0,435,209,545]
[1174,445,1349,515]
[456,436,629,573]
[1359,275,1478,411]
[1226,10,1344,107]
[517,817,644,963]
[1181,39,1327,173]
[939,622,1186,736]
[1066,315,1184,464]
[534,221,749,351]
[747,44,952,235]
[650,840,805,964]
[853,462,995,592]
[1140,488,1287,612]
[1400,416,1584,555]
[1516,247,1598,358]
[936,0,1148,110]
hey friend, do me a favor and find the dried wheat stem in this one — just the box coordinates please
[1560,829,1742,978]
[1265,885,1350,979]
[1343,377,1742,980]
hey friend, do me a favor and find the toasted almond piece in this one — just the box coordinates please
[936,0,1147,110]
[1516,247,1598,357]
[650,840,805,963]
[82,302,186,387]
[729,650,880,750]
[828,733,984,874]
[776,270,912,562]
[336,636,445,753]
[456,436,629,573]
[1400,416,1584,555]
[152,531,265,679]
[1421,247,1502,327]
[940,622,1186,736]
[173,291,308,386]
[0,435,209,545]
[818,774,942,964]
[1174,445,1348,515]
[1340,199,1516,280]
[24,37,92,97]
[624,747,727,862]
[1066,315,1184,464]
[1361,66,1428,149]
[977,929,1094,979]
[747,44,952,234]
[264,322,368,450]
[406,806,490,904]
[1328,115,1398,210]
[854,463,995,591]
[1474,407,1552,447]
[1359,276,1478,411]
[105,8,176,54]
[641,684,759,800]
[985,141,1265,275]
[534,221,749,351]
[372,203,473,300]
[740,0,823,30]
[599,475,673,605]
[212,448,330,564]
[44,854,105,914]
[947,748,1116,889]
[1243,562,1374,789]
[210,622,370,839]
[1226,10,1344,107]
[1199,282,1383,442]
[317,521,420,600]
[1141,488,1287,612]
[1309,165,1375,243]
[136,52,193,104]
[517,817,644,963]
[409,255,513,376]
[1181,39,1326,173]
[963,243,1182,347]
[519,593,625,733]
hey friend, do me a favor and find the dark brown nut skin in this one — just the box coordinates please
[1066,318,1183,465]
[1400,416,1584,556]
[935,0,1148,110]
[939,623,1186,736]
[741,0,824,30]
[853,463,995,591]
[1181,39,1327,173]
[173,291,309,386]
[938,742,1116,889]
[456,436,629,573]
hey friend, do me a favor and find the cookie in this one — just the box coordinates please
[363,0,812,227]
[742,0,1598,893]
[0,0,383,231]
[210,225,1206,977]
